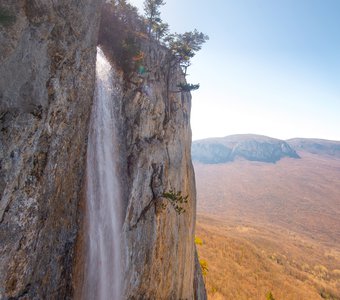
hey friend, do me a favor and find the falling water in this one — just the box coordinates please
[83,48,122,300]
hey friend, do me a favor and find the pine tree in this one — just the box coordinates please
[143,0,166,35]
[165,30,209,74]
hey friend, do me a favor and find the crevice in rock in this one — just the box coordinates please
[129,198,155,231]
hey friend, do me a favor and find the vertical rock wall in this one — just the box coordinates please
[0,1,102,298]
[103,41,206,299]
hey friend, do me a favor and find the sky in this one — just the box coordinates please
[131,0,340,141]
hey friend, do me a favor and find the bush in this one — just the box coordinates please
[162,189,188,214]
[177,83,200,92]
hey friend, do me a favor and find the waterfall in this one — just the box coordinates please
[83,48,122,300]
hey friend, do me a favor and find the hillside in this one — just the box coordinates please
[195,152,340,245]
[194,136,340,299]
[196,215,340,300]
[288,138,340,158]
[192,134,299,164]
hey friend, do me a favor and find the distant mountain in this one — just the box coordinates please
[288,138,340,157]
[192,134,300,164]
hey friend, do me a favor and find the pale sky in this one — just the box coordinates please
[131,0,340,141]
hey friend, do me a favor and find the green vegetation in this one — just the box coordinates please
[99,0,207,91]
[143,0,208,92]
[163,30,208,93]
[162,189,188,214]
[177,83,200,92]
[143,0,168,38]
[99,1,145,79]
[164,30,208,75]
[0,8,15,26]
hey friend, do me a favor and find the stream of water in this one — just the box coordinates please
[83,48,122,300]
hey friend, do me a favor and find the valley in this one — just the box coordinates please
[196,214,340,300]
[194,136,340,299]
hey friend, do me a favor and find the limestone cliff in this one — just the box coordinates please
[103,41,205,299]
[0,1,206,299]
[0,1,103,298]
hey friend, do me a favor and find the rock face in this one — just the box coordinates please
[97,40,205,298]
[288,138,340,158]
[0,2,205,299]
[192,134,300,164]
[0,1,103,298]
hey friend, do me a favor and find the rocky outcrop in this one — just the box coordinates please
[0,1,102,298]
[192,134,300,164]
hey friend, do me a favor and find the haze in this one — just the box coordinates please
[132,0,340,141]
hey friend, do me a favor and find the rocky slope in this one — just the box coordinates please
[0,1,205,299]
[192,134,299,164]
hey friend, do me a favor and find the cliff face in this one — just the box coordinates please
[112,43,205,299]
[0,1,102,298]
[0,2,205,299]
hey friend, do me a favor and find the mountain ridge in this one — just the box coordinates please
[192,134,300,164]
[192,134,340,164]
[288,137,340,157]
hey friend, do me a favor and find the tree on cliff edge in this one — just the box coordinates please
[165,30,209,75]
[143,0,166,35]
